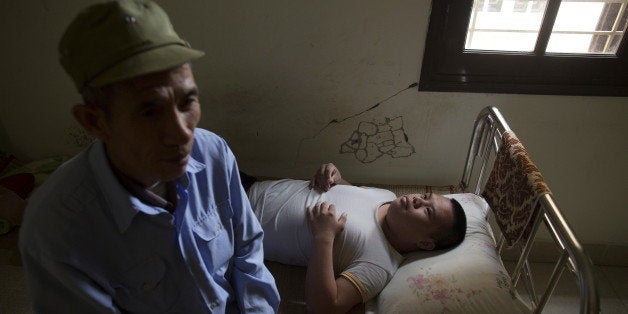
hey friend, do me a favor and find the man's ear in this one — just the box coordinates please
[417,240,435,251]
[71,104,109,141]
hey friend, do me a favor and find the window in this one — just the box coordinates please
[419,0,628,96]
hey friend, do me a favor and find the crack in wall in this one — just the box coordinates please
[294,82,418,164]
[340,116,415,163]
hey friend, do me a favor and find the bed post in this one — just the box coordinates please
[460,106,510,192]
[461,106,599,314]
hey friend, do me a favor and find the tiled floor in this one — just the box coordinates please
[1,263,627,313]
[503,262,628,313]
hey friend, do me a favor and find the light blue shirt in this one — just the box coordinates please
[19,129,279,313]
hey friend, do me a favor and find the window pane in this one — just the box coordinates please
[547,33,596,52]
[465,0,548,52]
[468,31,541,51]
[547,1,628,54]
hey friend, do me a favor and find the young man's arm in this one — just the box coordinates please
[305,202,363,313]
[309,163,351,192]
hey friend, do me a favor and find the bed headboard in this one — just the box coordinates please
[459,106,599,314]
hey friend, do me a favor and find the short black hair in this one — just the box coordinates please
[432,198,467,250]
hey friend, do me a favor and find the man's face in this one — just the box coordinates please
[385,192,454,250]
[98,64,201,187]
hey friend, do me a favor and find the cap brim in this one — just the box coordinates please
[88,44,205,88]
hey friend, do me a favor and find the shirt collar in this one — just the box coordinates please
[113,168,175,212]
[88,140,206,233]
[186,154,205,174]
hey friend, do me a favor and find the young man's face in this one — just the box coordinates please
[385,192,455,251]
[98,64,201,187]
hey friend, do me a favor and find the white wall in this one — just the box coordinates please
[0,1,626,245]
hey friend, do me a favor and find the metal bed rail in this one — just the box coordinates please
[459,106,599,314]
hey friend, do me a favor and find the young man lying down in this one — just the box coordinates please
[245,163,467,313]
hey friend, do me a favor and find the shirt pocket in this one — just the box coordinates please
[111,257,180,313]
[192,200,233,270]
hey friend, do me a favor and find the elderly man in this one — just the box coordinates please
[19,1,279,313]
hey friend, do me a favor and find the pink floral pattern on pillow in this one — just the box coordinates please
[406,268,482,307]
[406,268,518,307]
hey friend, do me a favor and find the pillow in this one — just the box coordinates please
[374,193,530,313]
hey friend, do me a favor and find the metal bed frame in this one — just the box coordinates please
[459,106,599,314]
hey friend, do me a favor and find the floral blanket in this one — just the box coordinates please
[482,131,551,248]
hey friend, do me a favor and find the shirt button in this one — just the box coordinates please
[217,224,222,230]
[210,301,218,308]
[141,282,152,291]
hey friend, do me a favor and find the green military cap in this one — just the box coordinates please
[59,0,204,92]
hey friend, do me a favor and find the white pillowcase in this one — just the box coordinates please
[373,193,530,313]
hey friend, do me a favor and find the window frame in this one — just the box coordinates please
[419,0,628,96]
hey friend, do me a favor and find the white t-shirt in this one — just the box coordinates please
[248,179,404,301]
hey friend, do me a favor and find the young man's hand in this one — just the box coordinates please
[309,163,343,192]
[306,202,347,241]
[305,201,361,313]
